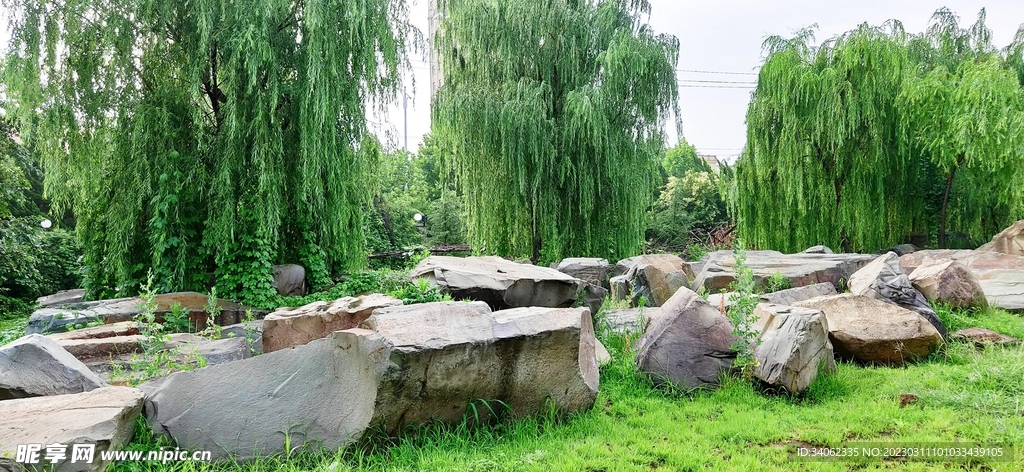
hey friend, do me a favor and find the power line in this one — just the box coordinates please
[678,79,756,85]
[678,84,755,89]
[677,69,758,75]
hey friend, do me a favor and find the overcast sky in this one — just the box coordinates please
[4,1,1024,160]
[378,0,1024,160]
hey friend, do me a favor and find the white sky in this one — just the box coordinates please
[5,1,1024,160]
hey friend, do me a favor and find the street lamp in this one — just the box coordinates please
[40,219,52,229]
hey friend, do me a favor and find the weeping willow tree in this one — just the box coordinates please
[900,9,1024,248]
[738,10,1024,253]
[738,23,917,253]
[432,0,680,262]
[1,0,412,302]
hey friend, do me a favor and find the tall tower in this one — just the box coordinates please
[428,0,443,97]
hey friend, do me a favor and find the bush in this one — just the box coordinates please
[647,171,729,249]
[0,217,83,300]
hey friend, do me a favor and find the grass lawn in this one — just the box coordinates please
[106,305,1024,472]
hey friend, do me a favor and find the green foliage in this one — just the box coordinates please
[727,245,760,381]
[2,0,415,297]
[213,229,277,309]
[661,139,710,179]
[737,10,1024,253]
[390,278,451,305]
[764,271,791,293]
[647,171,729,249]
[364,148,429,255]
[0,217,82,300]
[433,0,680,263]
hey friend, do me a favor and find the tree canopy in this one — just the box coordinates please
[2,0,413,301]
[737,9,1024,253]
[432,0,680,262]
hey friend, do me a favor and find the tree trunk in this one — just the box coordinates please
[939,154,966,249]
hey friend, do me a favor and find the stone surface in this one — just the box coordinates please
[794,294,943,365]
[272,264,307,296]
[262,294,403,353]
[609,275,630,301]
[761,282,837,306]
[691,250,876,293]
[848,252,944,336]
[705,292,735,311]
[595,339,612,365]
[554,258,611,289]
[950,328,1020,347]
[0,387,145,472]
[580,284,607,322]
[27,292,265,335]
[221,320,264,354]
[0,334,107,400]
[634,287,738,389]
[611,256,644,278]
[141,301,598,460]
[908,260,987,309]
[890,244,918,256]
[621,254,694,307]
[900,250,1024,311]
[410,256,584,309]
[753,304,835,394]
[36,289,86,308]
[977,220,1024,256]
[46,322,144,361]
[599,308,657,335]
[801,245,834,254]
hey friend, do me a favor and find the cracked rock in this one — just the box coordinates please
[1,334,107,400]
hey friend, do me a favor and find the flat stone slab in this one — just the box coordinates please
[901,250,1024,311]
[691,250,876,293]
[950,328,1020,348]
[27,292,266,335]
[410,256,584,309]
[599,308,659,335]
[46,322,144,361]
[0,387,145,472]
[36,289,86,308]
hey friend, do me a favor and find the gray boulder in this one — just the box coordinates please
[36,289,86,308]
[599,308,657,336]
[761,282,837,306]
[410,256,584,309]
[142,301,598,460]
[753,304,835,394]
[261,294,403,353]
[794,294,943,365]
[691,250,875,293]
[977,220,1024,256]
[554,258,611,290]
[622,254,694,307]
[580,284,608,322]
[848,252,944,336]
[950,328,1020,348]
[0,387,145,472]
[272,264,307,296]
[1,334,107,400]
[634,287,738,390]
[801,245,834,254]
[611,255,644,278]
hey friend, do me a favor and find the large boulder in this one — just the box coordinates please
[141,301,598,460]
[410,256,584,309]
[848,252,944,336]
[621,254,694,307]
[272,264,307,296]
[908,260,987,309]
[0,387,145,472]
[634,287,738,389]
[27,292,265,335]
[752,304,835,394]
[900,250,1024,311]
[691,250,876,293]
[261,294,403,353]
[599,308,658,336]
[977,220,1024,256]
[45,322,144,362]
[1,334,107,400]
[611,256,644,279]
[794,294,943,365]
[554,258,611,289]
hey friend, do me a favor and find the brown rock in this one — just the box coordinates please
[46,322,144,361]
[753,304,835,394]
[692,250,876,293]
[908,260,987,309]
[410,256,584,309]
[978,220,1024,256]
[900,250,1024,311]
[848,252,944,336]
[262,294,403,353]
[951,328,1020,347]
[794,294,943,365]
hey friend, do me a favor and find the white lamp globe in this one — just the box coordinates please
[413,213,423,222]
[40,219,53,229]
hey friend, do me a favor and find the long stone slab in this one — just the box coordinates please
[691,250,876,293]
[141,302,598,460]
[410,256,584,309]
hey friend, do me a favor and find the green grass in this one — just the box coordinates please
[110,308,1024,472]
